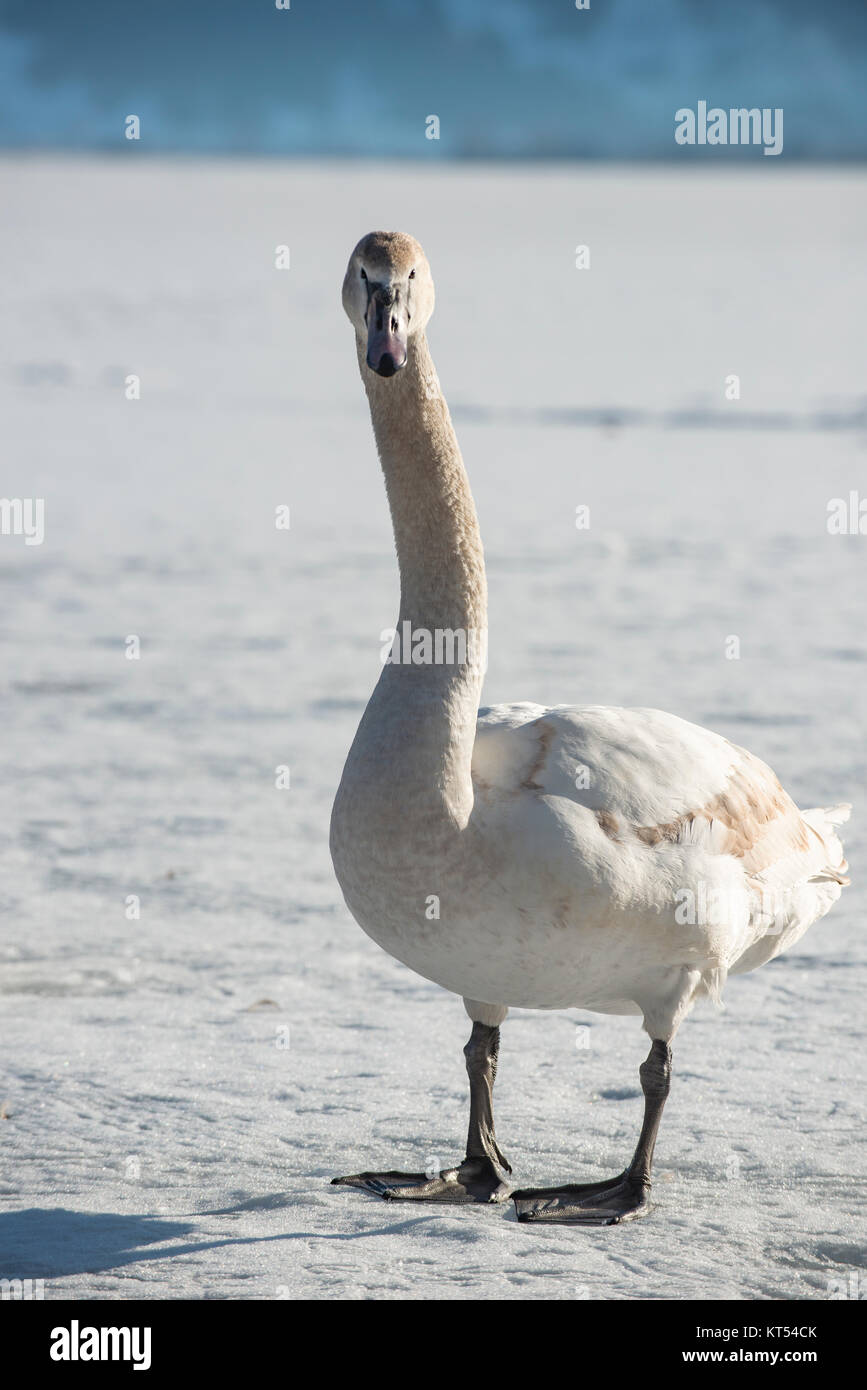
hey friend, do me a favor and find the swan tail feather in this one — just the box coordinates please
[802,804,851,887]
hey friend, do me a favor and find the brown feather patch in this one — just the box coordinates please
[521,721,555,791]
[631,750,810,870]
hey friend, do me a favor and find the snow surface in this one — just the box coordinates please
[0,158,864,1300]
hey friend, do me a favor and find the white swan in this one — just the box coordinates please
[330,231,851,1224]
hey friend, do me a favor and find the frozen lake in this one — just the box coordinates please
[0,157,864,1299]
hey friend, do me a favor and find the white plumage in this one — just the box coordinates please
[468,702,848,1017]
[330,231,850,1223]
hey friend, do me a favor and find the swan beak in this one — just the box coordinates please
[366,295,408,377]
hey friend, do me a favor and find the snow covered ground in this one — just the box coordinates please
[0,157,864,1300]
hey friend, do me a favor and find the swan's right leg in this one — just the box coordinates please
[331,1009,512,1204]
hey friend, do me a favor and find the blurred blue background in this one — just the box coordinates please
[0,0,864,159]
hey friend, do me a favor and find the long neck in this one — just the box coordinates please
[356,331,487,828]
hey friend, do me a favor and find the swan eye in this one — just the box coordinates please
[409,269,416,279]
[360,268,367,280]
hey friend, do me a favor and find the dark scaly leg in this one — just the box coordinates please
[512,1039,672,1225]
[333,1021,512,1204]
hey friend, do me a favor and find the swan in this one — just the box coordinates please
[329,230,851,1224]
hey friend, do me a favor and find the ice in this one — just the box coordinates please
[0,159,864,1299]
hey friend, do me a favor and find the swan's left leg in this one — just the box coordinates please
[512,1039,671,1225]
[512,969,700,1226]
[332,1002,512,1204]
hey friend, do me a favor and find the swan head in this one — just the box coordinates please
[343,231,434,378]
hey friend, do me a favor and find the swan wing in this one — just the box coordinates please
[471,704,849,964]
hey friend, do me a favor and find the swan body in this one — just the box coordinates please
[337,699,848,1029]
[330,231,850,1223]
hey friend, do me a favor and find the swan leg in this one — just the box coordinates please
[511,1039,672,1226]
[332,1021,512,1204]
